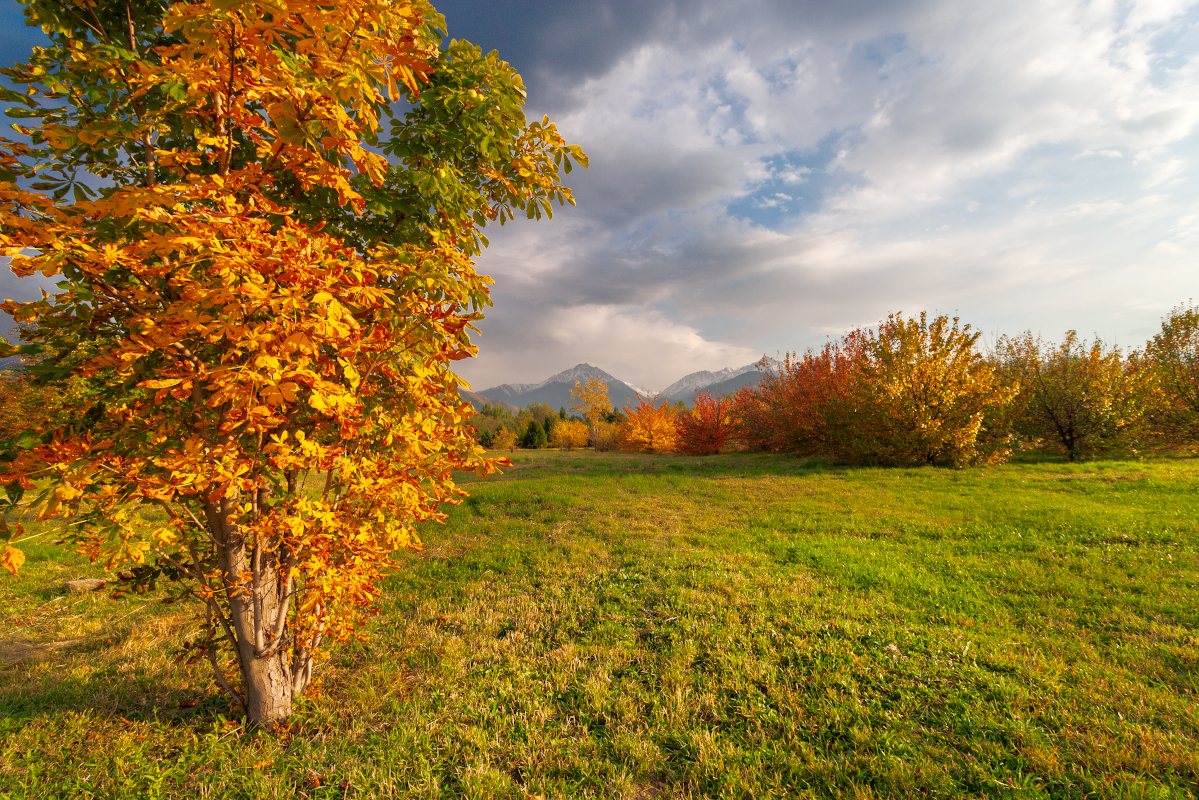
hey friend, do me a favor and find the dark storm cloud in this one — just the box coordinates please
[434,0,660,99]
[435,0,937,110]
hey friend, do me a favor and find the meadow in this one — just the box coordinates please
[1,450,1198,799]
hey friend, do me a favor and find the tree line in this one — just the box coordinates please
[485,304,1199,465]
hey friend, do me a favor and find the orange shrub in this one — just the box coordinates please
[739,335,865,453]
[737,313,1016,466]
[619,394,677,453]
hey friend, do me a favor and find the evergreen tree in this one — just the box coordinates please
[521,419,547,448]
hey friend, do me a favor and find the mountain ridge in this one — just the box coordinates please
[660,362,759,401]
[477,363,645,413]
[466,360,770,412]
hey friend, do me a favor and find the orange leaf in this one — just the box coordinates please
[1,545,24,575]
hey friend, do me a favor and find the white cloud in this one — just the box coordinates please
[454,0,1199,386]
[455,299,759,391]
[9,0,1198,388]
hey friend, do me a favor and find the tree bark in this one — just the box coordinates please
[208,495,295,729]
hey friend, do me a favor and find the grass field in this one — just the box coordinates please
[2,450,1198,799]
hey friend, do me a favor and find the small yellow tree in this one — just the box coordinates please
[550,419,589,450]
[569,378,611,447]
[619,394,677,452]
[845,312,1016,466]
[999,331,1149,461]
[492,428,518,452]
[1145,301,1199,444]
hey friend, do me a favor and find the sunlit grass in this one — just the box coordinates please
[2,451,1198,798]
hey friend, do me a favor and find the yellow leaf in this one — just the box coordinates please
[138,378,184,389]
[152,527,178,546]
[1,545,24,575]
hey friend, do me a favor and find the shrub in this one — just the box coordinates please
[677,390,737,455]
[619,394,677,453]
[550,419,590,450]
[738,336,866,454]
[493,428,518,451]
[998,331,1150,461]
[842,313,1015,466]
[1145,301,1199,445]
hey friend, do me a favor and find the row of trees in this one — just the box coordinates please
[476,378,639,451]
[490,304,1199,465]
[739,305,1199,465]
[475,376,735,456]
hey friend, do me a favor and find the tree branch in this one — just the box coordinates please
[207,602,245,710]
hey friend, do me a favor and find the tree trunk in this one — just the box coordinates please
[240,637,293,726]
[209,495,296,729]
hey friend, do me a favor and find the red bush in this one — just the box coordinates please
[738,335,865,454]
[676,390,736,455]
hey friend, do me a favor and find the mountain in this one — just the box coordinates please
[703,369,765,398]
[479,363,646,412]
[661,362,760,402]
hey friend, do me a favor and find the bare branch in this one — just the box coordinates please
[207,603,245,710]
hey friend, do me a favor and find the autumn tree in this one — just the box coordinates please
[844,313,1015,466]
[737,338,865,454]
[1145,301,1199,444]
[591,420,621,451]
[549,419,588,450]
[737,314,1014,466]
[0,0,583,727]
[619,393,677,453]
[569,377,611,448]
[469,402,515,445]
[999,331,1148,461]
[492,428,518,452]
[676,390,736,455]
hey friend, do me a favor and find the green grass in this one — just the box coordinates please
[2,451,1198,798]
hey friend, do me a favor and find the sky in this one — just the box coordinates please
[3,0,1199,391]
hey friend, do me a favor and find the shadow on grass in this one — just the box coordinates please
[0,601,239,729]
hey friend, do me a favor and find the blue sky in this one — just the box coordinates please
[4,0,1199,390]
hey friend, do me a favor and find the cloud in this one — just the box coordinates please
[447,0,1199,385]
[5,0,1199,387]
[455,295,759,391]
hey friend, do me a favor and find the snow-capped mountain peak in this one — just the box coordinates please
[660,362,760,399]
[534,363,621,390]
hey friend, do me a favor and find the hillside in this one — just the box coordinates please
[460,389,517,414]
